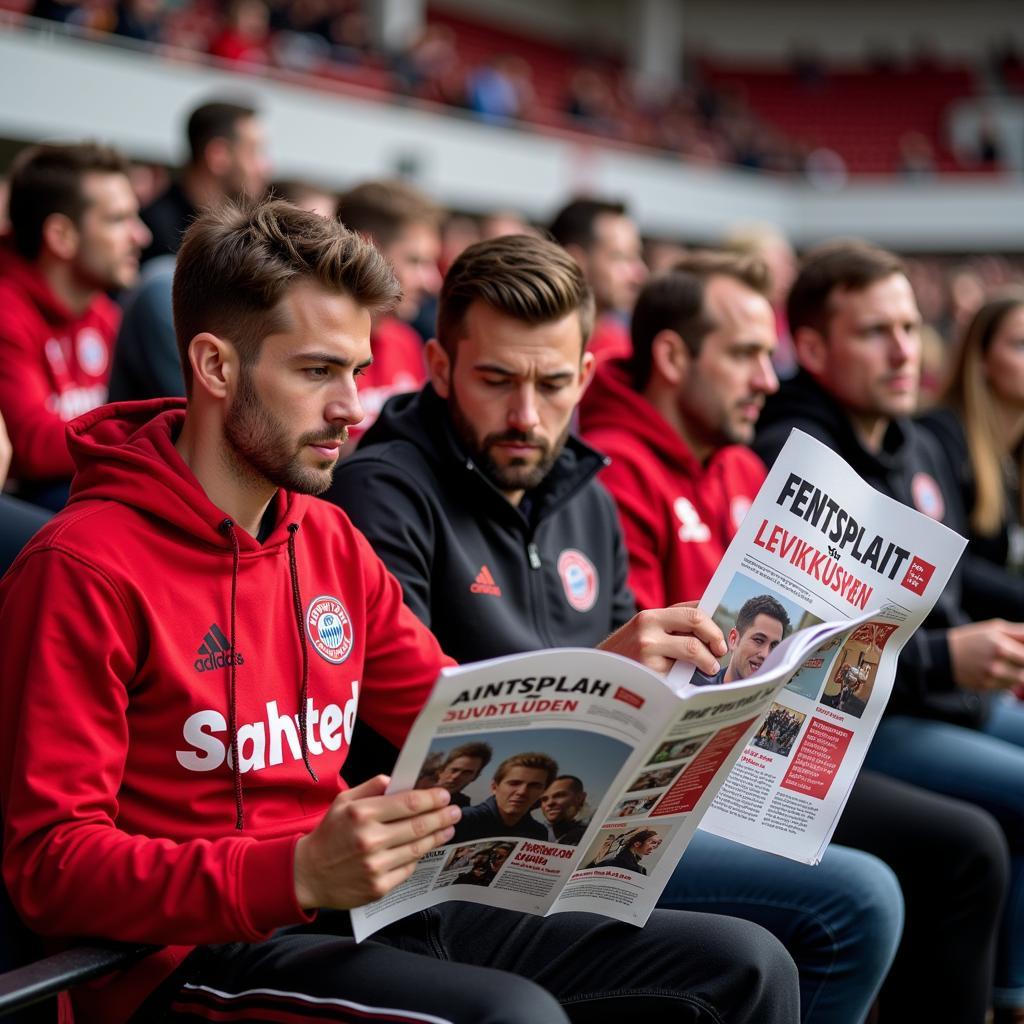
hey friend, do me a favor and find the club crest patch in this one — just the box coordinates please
[910,473,945,521]
[730,496,752,530]
[76,327,108,377]
[306,594,354,664]
[557,549,599,613]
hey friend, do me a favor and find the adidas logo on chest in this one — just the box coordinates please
[194,623,245,672]
[470,564,502,597]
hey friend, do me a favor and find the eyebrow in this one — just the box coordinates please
[290,351,373,370]
[473,363,575,382]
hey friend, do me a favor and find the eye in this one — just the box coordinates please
[540,380,568,394]
[304,366,330,380]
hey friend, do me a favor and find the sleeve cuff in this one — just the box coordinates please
[238,834,315,936]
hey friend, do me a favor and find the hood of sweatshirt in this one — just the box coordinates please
[0,238,85,327]
[65,397,311,553]
[579,359,709,479]
[756,368,916,483]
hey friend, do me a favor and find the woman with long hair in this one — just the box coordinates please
[921,292,1024,620]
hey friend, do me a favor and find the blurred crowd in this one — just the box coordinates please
[21,0,1021,179]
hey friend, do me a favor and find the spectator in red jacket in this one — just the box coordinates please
[336,179,442,440]
[0,142,150,508]
[550,197,647,365]
[579,251,777,607]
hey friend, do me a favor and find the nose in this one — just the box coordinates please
[507,384,540,433]
[135,217,152,250]
[754,353,779,395]
[326,378,365,429]
[422,262,443,297]
[890,328,917,367]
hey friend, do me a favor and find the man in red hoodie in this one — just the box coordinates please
[0,199,798,1024]
[579,250,777,608]
[335,179,441,442]
[549,197,648,366]
[0,142,150,508]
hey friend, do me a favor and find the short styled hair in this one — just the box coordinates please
[492,752,559,788]
[630,250,771,390]
[442,741,493,770]
[549,197,628,250]
[173,198,400,395]
[626,829,659,850]
[787,240,905,337]
[551,774,584,793]
[735,594,791,637]
[187,100,259,164]
[336,179,442,250]
[437,234,594,358]
[8,142,131,261]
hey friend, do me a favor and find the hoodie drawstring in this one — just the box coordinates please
[218,519,319,832]
[288,523,319,785]
[219,518,245,831]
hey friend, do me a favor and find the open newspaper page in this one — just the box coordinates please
[352,622,863,941]
[674,428,967,864]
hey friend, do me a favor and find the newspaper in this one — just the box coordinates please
[350,429,964,939]
[685,429,967,863]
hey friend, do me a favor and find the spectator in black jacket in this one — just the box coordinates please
[755,239,1024,1023]
[140,100,269,262]
[329,234,1000,1024]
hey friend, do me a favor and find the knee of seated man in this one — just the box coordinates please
[820,847,903,964]
[644,910,799,1002]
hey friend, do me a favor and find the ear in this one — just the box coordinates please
[424,338,452,398]
[650,329,689,387]
[578,349,597,394]
[188,332,238,400]
[203,137,232,178]
[41,212,79,262]
[793,325,828,377]
[490,779,499,795]
[563,243,588,273]
[727,627,740,650]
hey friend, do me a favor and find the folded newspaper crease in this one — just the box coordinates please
[351,429,966,941]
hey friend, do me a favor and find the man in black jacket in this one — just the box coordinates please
[755,238,1024,1021]
[329,234,1003,1024]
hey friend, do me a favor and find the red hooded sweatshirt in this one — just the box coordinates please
[0,399,451,1023]
[0,243,119,481]
[350,316,426,444]
[579,360,767,608]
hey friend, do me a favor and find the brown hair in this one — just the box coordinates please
[437,234,594,358]
[186,100,259,165]
[492,752,559,788]
[787,239,905,338]
[941,291,1024,535]
[442,741,493,770]
[626,829,659,851]
[173,198,400,395]
[336,179,441,250]
[8,142,131,261]
[549,197,628,250]
[630,250,770,389]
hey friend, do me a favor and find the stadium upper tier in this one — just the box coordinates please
[4,0,1018,179]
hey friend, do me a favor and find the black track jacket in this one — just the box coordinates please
[327,385,636,663]
[754,370,987,728]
